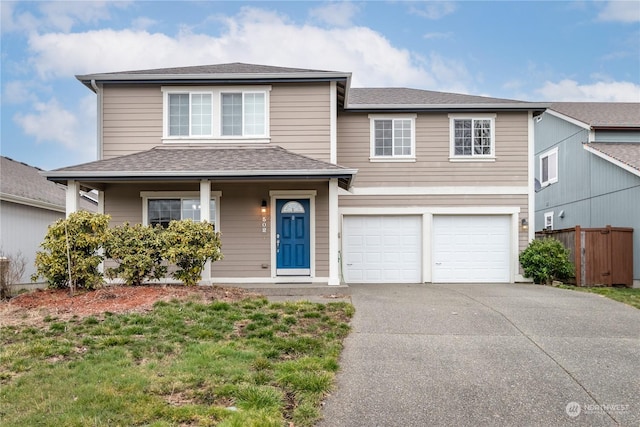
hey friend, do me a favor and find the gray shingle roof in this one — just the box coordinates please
[1,156,66,208]
[46,146,357,189]
[96,63,338,76]
[550,103,640,128]
[587,143,640,175]
[348,87,523,105]
[1,156,97,211]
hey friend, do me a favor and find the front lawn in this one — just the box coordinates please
[0,296,354,426]
[558,285,640,309]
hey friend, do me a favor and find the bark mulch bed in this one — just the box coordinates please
[0,285,259,328]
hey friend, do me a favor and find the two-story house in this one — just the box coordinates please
[534,102,640,287]
[45,63,546,286]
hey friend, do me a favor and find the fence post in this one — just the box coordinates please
[0,257,9,299]
[574,226,581,286]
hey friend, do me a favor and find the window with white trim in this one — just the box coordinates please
[544,211,554,230]
[449,114,496,160]
[142,192,221,229]
[369,114,416,160]
[540,147,558,186]
[163,86,270,140]
[168,92,213,137]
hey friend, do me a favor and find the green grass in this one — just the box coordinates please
[558,285,640,309]
[0,297,354,426]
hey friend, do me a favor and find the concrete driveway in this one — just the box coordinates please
[318,283,640,426]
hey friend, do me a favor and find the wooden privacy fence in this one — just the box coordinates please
[536,226,634,287]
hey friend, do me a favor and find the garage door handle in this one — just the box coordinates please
[346,263,353,266]
[435,262,442,265]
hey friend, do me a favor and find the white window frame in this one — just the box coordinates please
[166,91,214,138]
[448,114,496,162]
[141,191,222,230]
[220,91,267,138]
[544,211,554,230]
[162,86,271,143]
[368,114,417,162]
[540,147,558,186]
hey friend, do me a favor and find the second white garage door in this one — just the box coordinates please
[432,215,511,283]
[343,216,422,283]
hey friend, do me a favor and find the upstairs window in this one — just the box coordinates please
[449,114,496,160]
[222,92,266,137]
[168,93,212,137]
[163,87,270,140]
[369,114,416,161]
[540,147,558,186]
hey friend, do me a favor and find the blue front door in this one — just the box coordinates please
[276,199,310,275]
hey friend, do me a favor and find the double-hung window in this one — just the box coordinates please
[540,147,558,186]
[168,92,213,137]
[369,114,416,161]
[449,114,496,160]
[163,86,270,141]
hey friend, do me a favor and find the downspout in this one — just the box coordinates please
[90,79,103,160]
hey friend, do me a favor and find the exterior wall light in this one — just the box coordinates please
[521,218,529,231]
[261,200,267,214]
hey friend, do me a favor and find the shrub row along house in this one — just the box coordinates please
[44,63,549,286]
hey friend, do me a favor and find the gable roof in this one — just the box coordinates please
[583,143,640,178]
[44,146,357,190]
[346,87,547,112]
[549,102,640,129]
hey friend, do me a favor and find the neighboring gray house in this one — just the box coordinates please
[0,156,96,283]
[534,102,640,287]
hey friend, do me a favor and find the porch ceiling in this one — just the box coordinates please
[43,146,357,190]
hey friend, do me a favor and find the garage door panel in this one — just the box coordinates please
[344,216,422,284]
[433,215,510,283]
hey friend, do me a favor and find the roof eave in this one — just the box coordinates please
[345,103,549,112]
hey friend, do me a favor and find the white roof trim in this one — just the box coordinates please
[44,169,358,179]
[348,103,548,110]
[78,71,352,81]
[583,144,640,178]
[546,109,592,131]
[0,192,65,212]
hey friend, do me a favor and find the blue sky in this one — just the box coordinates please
[1,1,639,170]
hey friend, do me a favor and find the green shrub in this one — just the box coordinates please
[32,211,110,290]
[104,223,167,285]
[162,220,223,286]
[519,237,574,285]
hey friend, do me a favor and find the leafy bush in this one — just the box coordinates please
[104,223,167,285]
[162,220,223,286]
[519,237,574,285]
[0,250,27,299]
[32,211,110,290]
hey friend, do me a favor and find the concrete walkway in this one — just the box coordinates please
[317,283,640,426]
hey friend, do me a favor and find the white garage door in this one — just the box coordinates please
[432,215,511,283]
[343,216,422,283]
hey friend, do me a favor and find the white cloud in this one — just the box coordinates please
[598,1,640,23]
[536,79,640,102]
[3,80,39,104]
[13,96,96,158]
[309,2,361,27]
[423,32,452,40]
[2,1,130,34]
[131,16,158,31]
[410,1,457,20]
[25,7,471,91]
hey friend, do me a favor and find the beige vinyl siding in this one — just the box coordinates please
[270,83,331,162]
[101,83,332,161]
[102,85,163,159]
[103,181,329,279]
[339,194,529,253]
[337,111,529,186]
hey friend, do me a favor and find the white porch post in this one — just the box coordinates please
[328,178,340,286]
[66,180,79,217]
[200,180,212,283]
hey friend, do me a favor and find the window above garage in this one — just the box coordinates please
[368,114,417,162]
[448,114,496,162]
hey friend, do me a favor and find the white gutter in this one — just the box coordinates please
[0,192,65,213]
[77,71,352,82]
[43,168,358,179]
[347,102,549,111]
[90,79,103,160]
